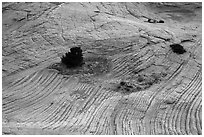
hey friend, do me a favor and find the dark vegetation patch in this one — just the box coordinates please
[114,72,167,95]
[158,20,164,23]
[170,44,186,54]
[147,19,157,23]
[147,19,164,23]
[116,81,137,94]
[48,47,111,77]
[61,47,84,68]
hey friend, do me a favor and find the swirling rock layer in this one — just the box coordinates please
[2,2,202,135]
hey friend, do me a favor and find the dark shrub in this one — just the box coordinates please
[158,20,164,23]
[148,19,156,23]
[61,47,84,68]
[170,44,186,54]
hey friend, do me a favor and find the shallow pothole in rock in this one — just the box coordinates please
[111,72,168,95]
[48,56,112,77]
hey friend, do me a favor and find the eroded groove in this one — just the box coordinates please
[38,83,106,131]
[3,74,30,90]
[3,72,61,115]
[39,79,80,125]
[163,71,202,135]
[186,91,201,134]
[19,75,63,112]
[3,70,44,94]
[176,74,201,135]
[3,71,55,106]
[195,102,202,135]
[3,71,53,106]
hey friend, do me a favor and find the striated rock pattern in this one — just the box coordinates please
[2,2,202,135]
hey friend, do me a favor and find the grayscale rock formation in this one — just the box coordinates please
[2,2,202,135]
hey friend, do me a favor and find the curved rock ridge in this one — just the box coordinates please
[2,2,202,135]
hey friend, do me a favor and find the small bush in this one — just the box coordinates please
[61,47,84,68]
[148,19,157,23]
[158,20,164,23]
[170,44,186,54]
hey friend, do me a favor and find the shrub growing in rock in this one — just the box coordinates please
[61,47,84,68]
[148,19,156,23]
[170,44,186,54]
[158,20,164,23]
[147,19,164,23]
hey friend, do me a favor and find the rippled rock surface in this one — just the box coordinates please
[2,2,202,135]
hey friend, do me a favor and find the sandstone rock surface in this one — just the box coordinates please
[2,2,202,135]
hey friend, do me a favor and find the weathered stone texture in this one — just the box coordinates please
[2,2,202,135]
